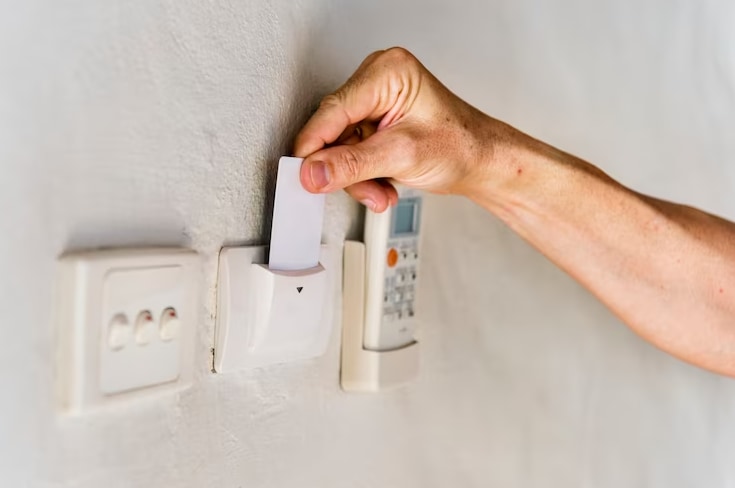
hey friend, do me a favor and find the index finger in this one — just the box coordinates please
[293,51,388,158]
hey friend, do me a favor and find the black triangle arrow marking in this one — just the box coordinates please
[296,286,304,294]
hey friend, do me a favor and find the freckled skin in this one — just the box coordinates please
[294,47,735,377]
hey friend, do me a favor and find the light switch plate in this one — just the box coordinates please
[55,248,199,414]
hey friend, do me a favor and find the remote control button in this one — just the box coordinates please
[387,248,399,268]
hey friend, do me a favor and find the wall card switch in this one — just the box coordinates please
[214,244,337,372]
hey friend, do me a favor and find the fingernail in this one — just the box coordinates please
[310,161,330,189]
[360,198,377,211]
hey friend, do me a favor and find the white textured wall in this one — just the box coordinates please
[2,0,735,486]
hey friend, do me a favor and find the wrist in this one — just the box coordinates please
[460,116,540,207]
[465,118,618,228]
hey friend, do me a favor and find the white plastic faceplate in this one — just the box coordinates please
[214,244,337,372]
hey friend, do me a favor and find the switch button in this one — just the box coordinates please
[159,308,180,341]
[108,313,130,351]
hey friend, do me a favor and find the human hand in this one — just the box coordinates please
[294,47,503,212]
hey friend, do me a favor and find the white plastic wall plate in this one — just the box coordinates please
[214,244,337,372]
[340,240,419,392]
[55,248,199,414]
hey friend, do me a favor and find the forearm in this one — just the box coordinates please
[470,120,735,376]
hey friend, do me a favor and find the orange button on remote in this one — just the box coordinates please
[387,248,399,268]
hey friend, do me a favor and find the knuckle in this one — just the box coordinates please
[364,49,386,64]
[319,93,342,109]
[382,46,416,65]
[338,147,362,182]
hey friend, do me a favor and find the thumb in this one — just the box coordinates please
[300,135,391,193]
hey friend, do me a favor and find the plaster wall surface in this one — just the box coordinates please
[1,1,734,486]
